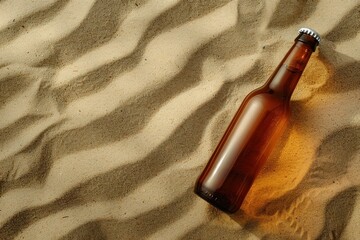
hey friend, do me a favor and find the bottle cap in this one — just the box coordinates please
[298,27,321,43]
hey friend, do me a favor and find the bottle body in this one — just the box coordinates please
[194,30,318,213]
[195,87,289,213]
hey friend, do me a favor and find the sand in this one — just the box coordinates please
[0,0,359,239]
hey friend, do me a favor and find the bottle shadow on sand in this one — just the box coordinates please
[228,126,360,239]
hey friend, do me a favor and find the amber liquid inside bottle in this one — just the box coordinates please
[194,33,319,213]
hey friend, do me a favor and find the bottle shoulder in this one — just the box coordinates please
[248,86,288,99]
[243,87,290,113]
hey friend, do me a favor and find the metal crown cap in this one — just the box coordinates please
[298,27,321,43]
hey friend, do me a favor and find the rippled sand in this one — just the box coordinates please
[0,0,359,239]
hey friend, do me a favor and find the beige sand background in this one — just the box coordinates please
[0,0,359,239]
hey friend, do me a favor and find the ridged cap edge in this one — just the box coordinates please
[298,27,321,43]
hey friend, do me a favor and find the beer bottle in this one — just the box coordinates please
[194,28,321,213]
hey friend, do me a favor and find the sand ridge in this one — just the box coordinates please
[0,0,359,239]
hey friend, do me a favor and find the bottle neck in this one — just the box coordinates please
[265,39,314,99]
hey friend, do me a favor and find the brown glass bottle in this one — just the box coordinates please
[194,28,320,213]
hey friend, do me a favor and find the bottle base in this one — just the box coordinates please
[194,186,239,213]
